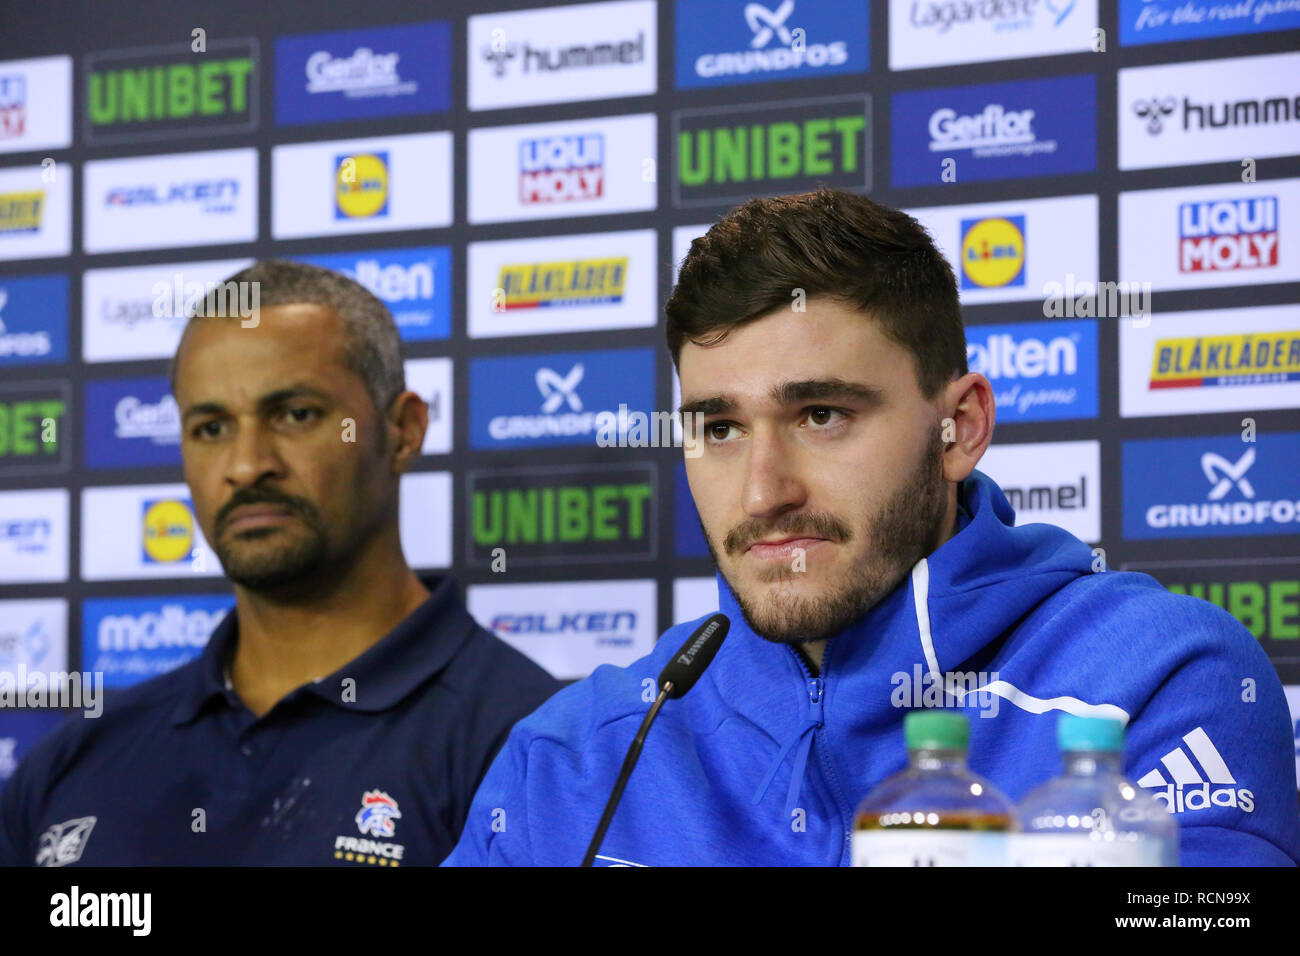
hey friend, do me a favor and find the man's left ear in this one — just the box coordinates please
[939,372,995,483]
[387,391,429,475]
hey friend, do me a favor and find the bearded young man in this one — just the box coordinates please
[0,261,559,867]
[443,188,1300,867]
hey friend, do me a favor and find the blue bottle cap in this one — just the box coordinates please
[1057,714,1125,752]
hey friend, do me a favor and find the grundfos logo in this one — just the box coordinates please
[1137,727,1254,814]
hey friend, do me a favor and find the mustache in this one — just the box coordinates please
[724,511,852,555]
[216,489,320,534]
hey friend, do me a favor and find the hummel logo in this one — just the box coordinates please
[1202,449,1255,501]
[1133,96,1177,135]
[1137,726,1254,814]
[536,364,584,414]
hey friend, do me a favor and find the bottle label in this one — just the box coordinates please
[1011,834,1167,867]
[851,831,1007,867]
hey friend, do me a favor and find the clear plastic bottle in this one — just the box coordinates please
[1014,714,1177,866]
[852,710,1016,866]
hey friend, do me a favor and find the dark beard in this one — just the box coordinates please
[212,490,331,594]
[706,428,950,647]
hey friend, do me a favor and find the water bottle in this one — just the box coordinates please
[1014,714,1177,866]
[852,710,1016,866]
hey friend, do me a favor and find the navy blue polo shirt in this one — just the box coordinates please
[0,574,560,866]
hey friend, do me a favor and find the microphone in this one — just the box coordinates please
[579,613,730,867]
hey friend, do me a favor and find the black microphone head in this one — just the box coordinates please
[658,614,729,699]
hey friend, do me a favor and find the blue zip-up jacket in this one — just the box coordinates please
[444,470,1300,866]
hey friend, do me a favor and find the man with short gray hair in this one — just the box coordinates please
[0,260,559,867]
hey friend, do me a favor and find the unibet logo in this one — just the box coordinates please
[141,499,194,564]
[1136,726,1253,814]
[0,399,64,458]
[468,465,656,565]
[1167,578,1299,640]
[960,216,1026,290]
[679,114,865,187]
[85,41,258,142]
[335,152,390,220]
[89,58,253,125]
[674,94,870,205]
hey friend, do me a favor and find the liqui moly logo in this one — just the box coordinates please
[1179,196,1278,273]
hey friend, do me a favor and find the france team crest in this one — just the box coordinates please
[355,789,401,837]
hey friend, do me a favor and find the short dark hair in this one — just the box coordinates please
[665,187,966,399]
[171,259,404,413]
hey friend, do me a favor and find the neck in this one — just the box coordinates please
[228,533,429,718]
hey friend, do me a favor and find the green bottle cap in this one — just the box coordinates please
[1057,714,1125,752]
[904,710,969,750]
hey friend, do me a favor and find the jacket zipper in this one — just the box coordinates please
[787,645,853,865]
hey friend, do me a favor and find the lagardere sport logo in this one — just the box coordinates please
[674,94,869,206]
[85,39,257,144]
[1123,431,1300,539]
[675,0,868,89]
[468,463,656,566]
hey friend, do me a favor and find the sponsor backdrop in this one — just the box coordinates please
[1,0,1298,788]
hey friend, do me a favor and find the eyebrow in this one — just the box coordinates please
[679,378,884,417]
[181,384,334,422]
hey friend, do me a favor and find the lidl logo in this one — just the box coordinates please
[141,498,194,563]
[334,152,390,220]
[0,190,43,233]
[1150,331,1300,390]
[960,215,1026,290]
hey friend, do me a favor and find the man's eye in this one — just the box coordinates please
[192,421,224,439]
[283,407,320,424]
[706,421,738,442]
[805,407,844,427]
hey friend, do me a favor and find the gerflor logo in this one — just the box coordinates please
[1136,727,1254,814]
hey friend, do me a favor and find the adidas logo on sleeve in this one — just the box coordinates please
[1137,726,1254,814]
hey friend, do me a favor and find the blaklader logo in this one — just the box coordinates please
[1137,726,1254,814]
